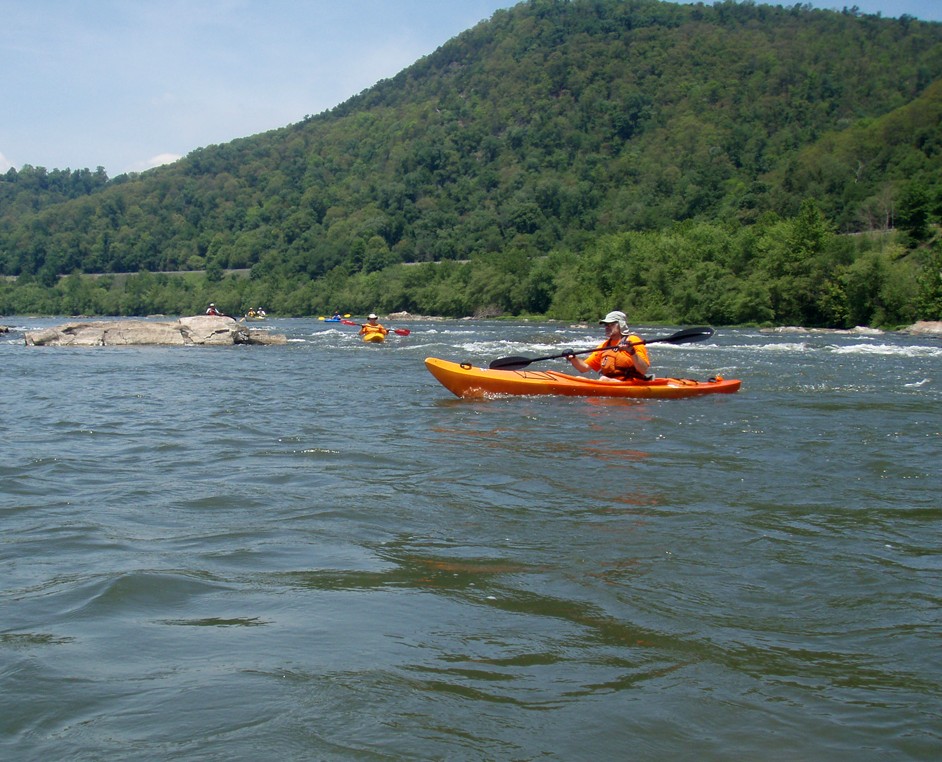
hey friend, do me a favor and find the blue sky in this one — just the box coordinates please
[3,0,940,177]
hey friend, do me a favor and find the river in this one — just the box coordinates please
[1,317,940,760]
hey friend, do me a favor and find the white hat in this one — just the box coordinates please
[368,313,378,319]
[599,310,628,331]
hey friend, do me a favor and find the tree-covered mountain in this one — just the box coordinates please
[2,0,941,325]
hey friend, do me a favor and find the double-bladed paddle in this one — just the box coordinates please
[488,326,714,371]
[340,318,411,336]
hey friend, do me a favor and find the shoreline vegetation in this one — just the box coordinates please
[1,215,940,330]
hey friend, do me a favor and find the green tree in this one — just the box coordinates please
[896,181,931,243]
[916,240,942,319]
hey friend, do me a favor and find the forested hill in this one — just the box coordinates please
[2,0,942,327]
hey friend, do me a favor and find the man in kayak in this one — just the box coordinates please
[359,313,390,341]
[205,303,222,316]
[566,310,652,380]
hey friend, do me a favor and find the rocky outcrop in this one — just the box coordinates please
[903,320,942,336]
[387,311,442,321]
[24,316,286,346]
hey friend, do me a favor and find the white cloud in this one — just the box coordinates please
[145,153,182,169]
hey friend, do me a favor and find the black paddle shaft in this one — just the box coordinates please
[488,327,714,371]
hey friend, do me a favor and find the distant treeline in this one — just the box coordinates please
[4,201,940,328]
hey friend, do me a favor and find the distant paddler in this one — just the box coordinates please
[359,313,390,343]
[318,311,350,322]
[339,316,411,337]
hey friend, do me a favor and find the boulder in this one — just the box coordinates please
[903,320,942,336]
[24,316,286,346]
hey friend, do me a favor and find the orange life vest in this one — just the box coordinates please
[360,323,388,339]
[593,335,650,380]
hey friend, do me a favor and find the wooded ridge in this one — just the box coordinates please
[1,0,941,326]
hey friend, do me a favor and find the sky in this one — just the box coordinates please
[3,0,940,178]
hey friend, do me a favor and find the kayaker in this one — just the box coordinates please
[205,303,222,316]
[566,310,651,380]
[359,313,390,341]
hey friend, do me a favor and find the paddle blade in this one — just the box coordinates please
[659,326,714,344]
[394,328,411,336]
[488,356,534,371]
[340,319,360,327]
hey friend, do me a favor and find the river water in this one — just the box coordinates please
[1,317,940,760]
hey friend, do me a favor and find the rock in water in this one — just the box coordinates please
[24,316,286,346]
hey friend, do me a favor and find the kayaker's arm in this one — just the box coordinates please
[620,341,650,376]
[567,339,611,375]
[567,342,649,377]
[567,352,593,374]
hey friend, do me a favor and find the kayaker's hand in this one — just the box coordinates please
[563,349,575,361]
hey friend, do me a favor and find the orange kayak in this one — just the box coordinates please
[425,357,741,399]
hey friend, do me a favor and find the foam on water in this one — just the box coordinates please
[831,342,942,357]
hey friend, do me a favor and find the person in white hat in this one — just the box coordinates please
[359,313,389,341]
[566,310,651,380]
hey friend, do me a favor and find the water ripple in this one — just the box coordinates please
[2,319,940,760]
